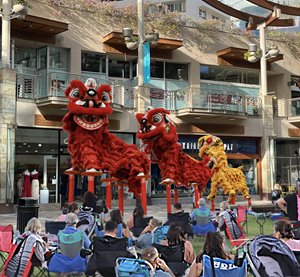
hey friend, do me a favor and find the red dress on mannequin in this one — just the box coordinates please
[22,170,31,197]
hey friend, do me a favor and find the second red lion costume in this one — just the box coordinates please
[136,107,212,190]
[62,78,149,196]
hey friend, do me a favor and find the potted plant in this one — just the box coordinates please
[12,0,29,15]
[125,35,138,50]
[244,48,262,63]
[268,45,279,57]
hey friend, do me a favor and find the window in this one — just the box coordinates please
[165,63,188,80]
[167,1,184,12]
[15,47,37,68]
[200,65,259,85]
[49,47,68,69]
[108,60,130,78]
[37,47,47,69]
[150,61,164,78]
[81,52,106,73]
[199,8,207,19]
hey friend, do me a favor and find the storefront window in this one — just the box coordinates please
[151,61,164,78]
[108,60,130,78]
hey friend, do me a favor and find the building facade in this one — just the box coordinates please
[1,0,300,207]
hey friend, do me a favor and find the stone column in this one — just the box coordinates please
[0,68,16,205]
[261,95,275,200]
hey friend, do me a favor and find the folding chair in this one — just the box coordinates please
[0,225,13,271]
[193,214,216,236]
[45,220,66,235]
[152,243,188,277]
[167,212,193,238]
[224,218,246,247]
[48,230,87,274]
[151,225,169,244]
[86,236,135,277]
[116,257,154,277]
[202,254,247,277]
[237,205,248,233]
[130,216,153,238]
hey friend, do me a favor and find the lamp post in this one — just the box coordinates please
[1,0,27,68]
[137,0,145,88]
[246,7,281,199]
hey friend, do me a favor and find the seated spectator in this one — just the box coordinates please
[110,209,132,239]
[188,232,234,277]
[127,205,153,237]
[86,220,136,277]
[55,202,79,221]
[215,201,243,240]
[127,204,145,229]
[5,218,50,277]
[160,223,195,265]
[136,218,161,249]
[190,198,215,235]
[190,198,211,222]
[77,201,95,235]
[141,246,175,277]
[82,191,97,211]
[63,212,91,249]
[273,219,300,251]
[166,203,193,237]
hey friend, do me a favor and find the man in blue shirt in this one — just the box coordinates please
[63,212,91,248]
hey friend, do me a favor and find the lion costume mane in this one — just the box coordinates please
[62,78,150,196]
[136,107,211,189]
[198,135,250,201]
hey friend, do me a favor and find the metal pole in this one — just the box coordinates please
[137,0,144,87]
[2,0,11,68]
[259,24,267,97]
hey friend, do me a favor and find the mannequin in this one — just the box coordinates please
[31,169,40,201]
[22,170,31,197]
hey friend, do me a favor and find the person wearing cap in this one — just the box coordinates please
[277,183,300,221]
[63,212,91,248]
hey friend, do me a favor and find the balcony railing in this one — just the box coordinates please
[16,71,263,116]
[150,88,262,116]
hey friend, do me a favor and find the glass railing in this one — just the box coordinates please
[153,88,262,115]
[16,71,262,116]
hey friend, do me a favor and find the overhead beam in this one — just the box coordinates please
[201,0,294,27]
[247,0,300,16]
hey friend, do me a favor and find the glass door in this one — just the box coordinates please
[43,155,58,203]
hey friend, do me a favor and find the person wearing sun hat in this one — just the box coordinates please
[277,182,300,221]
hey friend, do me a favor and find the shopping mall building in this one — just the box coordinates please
[1,0,300,208]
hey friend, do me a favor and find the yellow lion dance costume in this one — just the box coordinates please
[198,135,250,202]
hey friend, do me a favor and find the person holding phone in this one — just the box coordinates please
[141,246,175,277]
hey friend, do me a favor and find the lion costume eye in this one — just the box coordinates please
[101,92,110,102]
[70,89,80,98]
[152,114,162,124]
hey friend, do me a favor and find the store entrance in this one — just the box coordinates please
[43,155,58,203]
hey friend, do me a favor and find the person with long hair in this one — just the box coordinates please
[161,223,195,264]
[273,219,300,250]
[6,218,49,277]
[188,232,233,277]
[127,204,145,229]
[110,209,132,239]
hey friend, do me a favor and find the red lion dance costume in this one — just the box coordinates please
[62,78,149,196]
[136,107,212,189]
